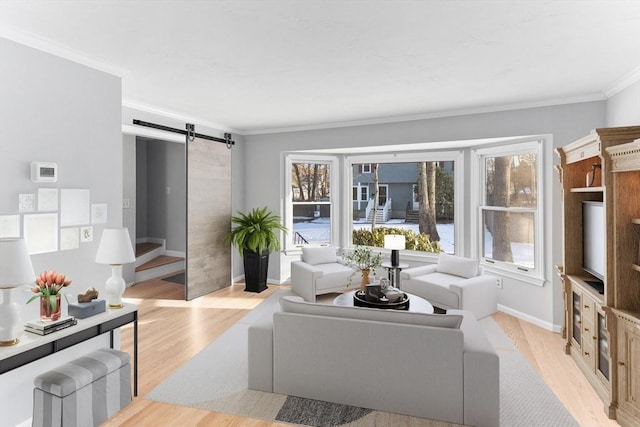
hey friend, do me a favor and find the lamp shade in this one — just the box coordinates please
[384,235,406,250]
[95,228,136,265]
[0,238,36,288]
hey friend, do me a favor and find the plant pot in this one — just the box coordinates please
[243,249,269,293]
[40,295,61,321]
[359,269,371,294]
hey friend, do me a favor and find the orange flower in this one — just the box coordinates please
[27,270,72,305]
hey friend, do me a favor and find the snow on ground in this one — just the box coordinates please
[293,218,454,253]
[294,218,535,267]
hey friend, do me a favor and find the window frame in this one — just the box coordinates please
[471,139,546,285]
[284,153,339,250]
[344,150,464,258]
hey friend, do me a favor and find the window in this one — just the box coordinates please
[349,153,461,255]
[353,185,368,202]
[285,155,337,247]
[476,141,542,278]
[362,164,372,173]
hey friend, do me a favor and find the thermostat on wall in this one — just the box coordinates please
[31,162,58,182]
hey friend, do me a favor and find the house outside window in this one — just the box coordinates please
[475,140,543,279]
[349,153,461,255]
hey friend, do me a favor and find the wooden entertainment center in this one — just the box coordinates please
[556,126,640,426]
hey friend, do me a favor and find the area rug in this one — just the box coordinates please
[146,289,579,426]
[161,272,185,285]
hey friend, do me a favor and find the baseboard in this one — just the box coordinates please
[232,274,289,286]
[498,304,562,333]
[268,276,290,285]
[164,250,185,258]
[136,237,165,245]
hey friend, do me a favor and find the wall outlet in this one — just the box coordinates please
[122,198,131,209]
[496,277,503,289]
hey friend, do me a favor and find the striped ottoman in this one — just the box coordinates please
[33,348,131,427]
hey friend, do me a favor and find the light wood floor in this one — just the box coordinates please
[104,277,619,427]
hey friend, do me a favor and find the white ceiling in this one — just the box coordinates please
[1,0,639,134]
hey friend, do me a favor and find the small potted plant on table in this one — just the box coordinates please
[344,246,383,294]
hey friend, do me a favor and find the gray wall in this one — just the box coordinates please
[122,134,137,284]
[0,37,122,426]
[138,137,186,252]
[244,101,607,330]
[135,140,148,238]
[607,79,640,127]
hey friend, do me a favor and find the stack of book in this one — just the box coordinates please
[25,316,77,335]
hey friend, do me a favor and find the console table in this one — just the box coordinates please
[0,303,138,396]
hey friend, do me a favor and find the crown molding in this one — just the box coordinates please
[243,94,606,136]
[0,28,127,77]
[122,98,240,135]
[603,66,640,98]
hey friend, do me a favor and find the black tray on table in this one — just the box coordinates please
[353,291,410,310]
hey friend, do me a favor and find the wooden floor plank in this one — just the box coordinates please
[106,280,619,426]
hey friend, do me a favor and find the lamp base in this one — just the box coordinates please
[105,265,126,309]
[391,249,400,267]
[0,287,22,346]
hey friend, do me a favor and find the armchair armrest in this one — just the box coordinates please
[400,264,437,280]
[448,275,497,319]
[290,261,323,302]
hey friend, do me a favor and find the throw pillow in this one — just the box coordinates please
[436,253,479,279]
[302,246,338,265]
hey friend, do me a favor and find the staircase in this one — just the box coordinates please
[405,210,420,223]
[365,198,392,223]
[135,239,185,283]
[366,209,389,223]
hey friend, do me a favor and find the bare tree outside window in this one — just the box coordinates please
[482,152,537,268]
[291,162,331,245]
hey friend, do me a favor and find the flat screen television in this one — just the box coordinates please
[582,201,605,290]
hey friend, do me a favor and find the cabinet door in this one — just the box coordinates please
[572,290,582,346]
[596,311,610,381]
[618,320,640,419]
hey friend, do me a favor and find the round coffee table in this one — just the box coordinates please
[333,290,434,314]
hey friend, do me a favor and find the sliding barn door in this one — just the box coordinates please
[186,136,231,300]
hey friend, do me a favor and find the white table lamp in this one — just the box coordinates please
[95,228,135,309]
[0,238,36,346]
[384,235,406,267]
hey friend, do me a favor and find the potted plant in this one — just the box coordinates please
[344,246,383,294]
[225,206,287,292]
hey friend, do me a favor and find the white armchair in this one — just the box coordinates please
[290,246,361,302]
[400,253,497,319]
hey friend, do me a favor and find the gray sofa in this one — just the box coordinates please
[248,295,499,427]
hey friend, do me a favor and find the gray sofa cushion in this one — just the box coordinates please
[280,295,463,328]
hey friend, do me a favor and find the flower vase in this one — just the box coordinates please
[40,295,61,321]
[360,269,371,294]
